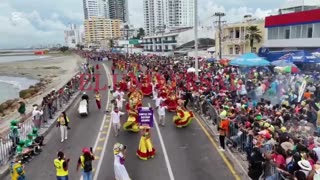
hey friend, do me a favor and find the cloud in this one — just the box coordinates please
[0,0,285,48]
[0,0,83,49]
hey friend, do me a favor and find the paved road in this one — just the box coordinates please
[3,61,109,180]
[96,68,238,180]
[4,62,241,180]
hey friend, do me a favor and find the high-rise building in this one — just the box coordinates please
[143,0,165,35]
[143,0,195,35]
[83,0,103,19]
[108,0,129,23]
[84,17,122,45]
[164,0,194,28]
[64,24,82,48]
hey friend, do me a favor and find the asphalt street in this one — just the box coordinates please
[4,62,241,180]
[96,68,238,180]
[3,61,109,180]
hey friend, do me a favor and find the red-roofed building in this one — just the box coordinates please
[263,1,320,51]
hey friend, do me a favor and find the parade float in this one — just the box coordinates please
[173,105,194,128]
[123,87,143,132]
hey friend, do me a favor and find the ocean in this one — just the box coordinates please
[0,55,50,63]
[0,55,48,104]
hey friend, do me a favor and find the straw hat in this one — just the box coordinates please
[281,142,294,152]
[298,160,312,171]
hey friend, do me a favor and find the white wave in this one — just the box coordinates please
[0,76,38,90]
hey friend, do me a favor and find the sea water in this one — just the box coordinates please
[0,55,50,63]
[0,76,38,103]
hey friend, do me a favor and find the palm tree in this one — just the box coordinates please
[245,26,262,53]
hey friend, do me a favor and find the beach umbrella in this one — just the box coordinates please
[187,67,196,73]
[230,53,270,67]
[281,66,300,73]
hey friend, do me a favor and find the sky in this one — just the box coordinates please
[0,0,288,49]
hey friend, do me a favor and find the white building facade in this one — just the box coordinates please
[143,0,195,36]
[83,0,104,19]
[263,0,320,51]
[64,24,82,48]
[142,26,214,55]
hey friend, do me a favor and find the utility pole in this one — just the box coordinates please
[194,0,199,78]
[214,12,226,60]
[120,25,135,57]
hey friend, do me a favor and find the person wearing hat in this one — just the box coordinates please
[32,104,43,129]
[54,151,70,180]
[10,158,25,180]
[10,120,20,148]
[113,143,131,180]
[218,113,230,152]
[77,148,95,180]
[297,160,312,177]
[95,90,101,110]
[136,126,156,160]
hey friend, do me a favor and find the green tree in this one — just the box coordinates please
[245,26,262,53]
[109,39,114,48]
[136,28,145,39]
[59,46,69,52]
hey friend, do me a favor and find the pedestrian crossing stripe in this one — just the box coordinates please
[102,131,107,134]
[99,138,105,141]
[104,125,109,128]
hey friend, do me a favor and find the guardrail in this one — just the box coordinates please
[0,72,84,167]
[189,97,281,180]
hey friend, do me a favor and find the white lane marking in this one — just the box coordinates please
[148,103,175,180]
[80,63,112,180]
[92,63,113,180]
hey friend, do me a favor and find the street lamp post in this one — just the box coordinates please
[194,0,199,78]
[214,12,225,60]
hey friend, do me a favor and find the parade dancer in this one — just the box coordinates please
[153,94,166,108]
[95,90,101,110]
[136,126,156,160]
[158,102,168,126]
[116,95,126,111]
[111,107,125,137]
[114,143,131,180]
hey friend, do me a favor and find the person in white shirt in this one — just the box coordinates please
[113,88,124,99]
[153,95,166,108]
[111,107,125,137]
[158,103,167,126]
[151,81,157,98]
[116,95,126,110]
[32,105,43,129]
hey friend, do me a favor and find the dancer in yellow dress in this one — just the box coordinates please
[136,126,155,160]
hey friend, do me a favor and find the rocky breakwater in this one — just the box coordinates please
[0,78,52,117]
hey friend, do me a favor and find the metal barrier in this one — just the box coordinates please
[0,72,84,167]
[189,96,286,180]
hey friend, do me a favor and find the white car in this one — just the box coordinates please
[78,100,88,116]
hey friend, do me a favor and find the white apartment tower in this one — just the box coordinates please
[144,0,195,35]
[83,0,104,19]
[64,24,82,48]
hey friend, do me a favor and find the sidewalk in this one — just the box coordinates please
[193,108,250,179]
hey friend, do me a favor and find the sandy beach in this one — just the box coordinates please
[0,54,85,134]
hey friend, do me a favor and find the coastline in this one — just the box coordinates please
[0,54,85,129]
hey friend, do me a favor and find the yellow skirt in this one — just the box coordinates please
[136,136,155,160]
